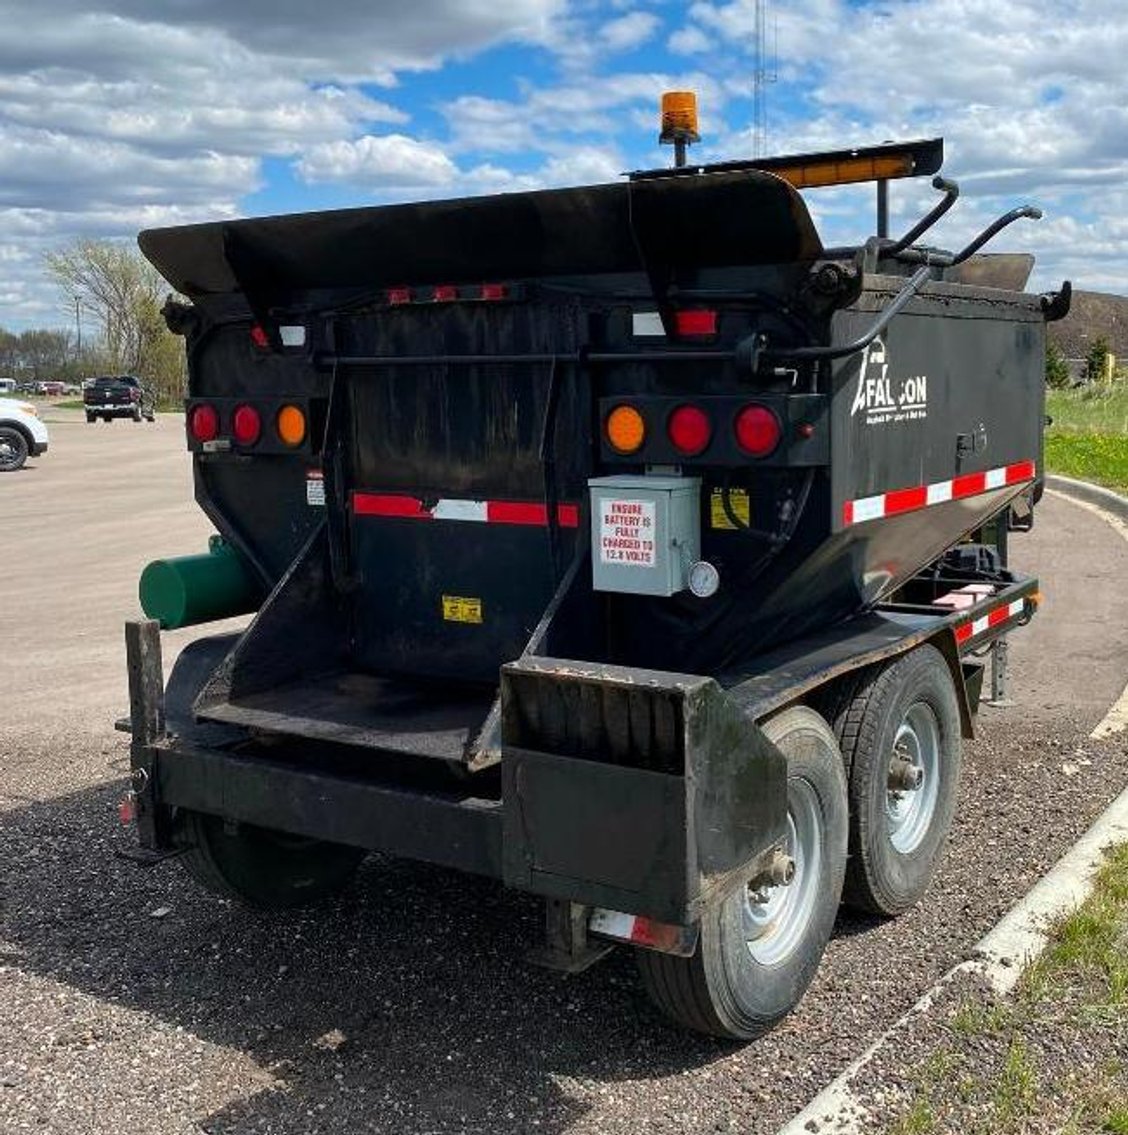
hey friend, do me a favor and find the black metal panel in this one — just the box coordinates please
[501,663,787,924]
[154,741,503,876]
[139,171,823,300]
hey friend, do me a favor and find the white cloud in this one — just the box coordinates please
[600,11,662,52]
[295,134,459,189]
[667,25,712,55]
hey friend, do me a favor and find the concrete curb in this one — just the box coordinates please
[778,479,1128,1135]
[779,784,1128,1135]
[1045,473,1128,523]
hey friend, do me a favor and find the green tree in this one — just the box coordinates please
[44,239,186,402]
[1045,338,1071,389]
[1085,336,1112,384]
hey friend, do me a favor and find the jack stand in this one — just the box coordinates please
[984,634,1016,708]
[527,899,615,974]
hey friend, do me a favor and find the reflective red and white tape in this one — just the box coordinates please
[843,460,1036,527]
[352,492,580,528]
[955,597,1027,645]
[588,908,699,956]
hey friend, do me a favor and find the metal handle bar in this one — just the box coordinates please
[892,204,1043,267]
[883,176,960,255]
[821,176,959,260]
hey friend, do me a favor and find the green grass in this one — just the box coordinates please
[885,843,1128,1134]
[1045,385,1128,494]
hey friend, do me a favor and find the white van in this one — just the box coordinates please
[0,378,16,395]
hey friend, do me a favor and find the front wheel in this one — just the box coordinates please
[175,810,367,910]
[85,411,95,423]
[637,706,848,1039]
[0,426,28,471]
[131,405,142,421]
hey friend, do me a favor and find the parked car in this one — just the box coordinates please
[83,375,156,423]
[0,397,49,471]
[0,378,16,395]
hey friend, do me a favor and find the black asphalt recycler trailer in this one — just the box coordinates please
[122,120,1070,1039]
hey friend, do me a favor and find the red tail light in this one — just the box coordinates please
[188,404,218,443]
[674,310,717,337]
[667,404,712,456]
[735,404,782,458]
[387,287,412,305]
[250,324,270,349]
[433,285,458,302]
[232,404,261,446]
[480,283,507,300]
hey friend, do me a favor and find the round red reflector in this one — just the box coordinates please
[189,404,218,443]
[734,404,782,457]
[232,404,261,446]
[667,404,712,456]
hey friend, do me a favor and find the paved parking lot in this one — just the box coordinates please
[2,408,1126,1134]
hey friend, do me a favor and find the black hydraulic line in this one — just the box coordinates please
[948,205,1043,265]
[758,265,932,363]
[882,177,959,256]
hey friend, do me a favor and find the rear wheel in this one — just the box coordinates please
[85,411,95,423]
[637,706,848,1039]
[830,644,962,916]
[0,426,28,471]
[175,810,366,910]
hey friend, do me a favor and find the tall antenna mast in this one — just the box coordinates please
[752,0,777,157]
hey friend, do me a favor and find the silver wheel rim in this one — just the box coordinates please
[743,779,823,966]
[887,702,940,854]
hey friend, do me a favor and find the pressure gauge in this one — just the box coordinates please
[687,559,720,599]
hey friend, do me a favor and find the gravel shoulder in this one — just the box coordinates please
[1,420,1126,1135]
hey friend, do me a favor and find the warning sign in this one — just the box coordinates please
[306,469,325,507]
[599,497,656,567]
[442,595,482,624]
[709,486,750,530]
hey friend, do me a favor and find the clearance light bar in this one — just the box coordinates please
[630,137,944,189]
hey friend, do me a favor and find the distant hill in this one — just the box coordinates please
[1048,289,1128,361]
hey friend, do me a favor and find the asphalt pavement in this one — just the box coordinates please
[1,408,1125,1134]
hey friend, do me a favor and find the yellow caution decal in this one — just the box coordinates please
[442,595,483,624]
[710,486,750,530]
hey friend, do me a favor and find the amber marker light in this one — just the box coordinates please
[276,404,307,447]
[606,404,646,454]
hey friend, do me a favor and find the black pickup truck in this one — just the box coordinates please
[84,376,156,423]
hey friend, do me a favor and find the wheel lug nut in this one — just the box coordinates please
[888,756,923,791]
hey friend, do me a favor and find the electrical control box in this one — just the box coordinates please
[588,475,701,597]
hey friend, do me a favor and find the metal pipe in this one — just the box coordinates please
[758,265,932,362]
[882,176,959,256]
[876,179,889,238]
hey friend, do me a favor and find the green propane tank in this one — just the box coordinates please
[139,535,263,630]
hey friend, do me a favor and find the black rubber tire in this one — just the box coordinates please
[637,706,848,1040]
[85,411,95,424]
[829,644,962,917]
[132,405,142,422]
[0,425,29,471]
[175,810,366,910]
[101,415,111,423]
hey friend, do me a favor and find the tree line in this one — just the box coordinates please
[2,240,187,405]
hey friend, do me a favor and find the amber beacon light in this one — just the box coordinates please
[660,91,699,167]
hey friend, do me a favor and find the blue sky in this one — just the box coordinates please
[2,0,1126,329]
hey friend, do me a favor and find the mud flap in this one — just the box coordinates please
[500,660,787,925]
